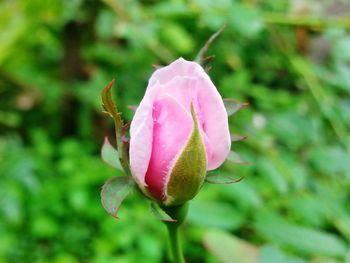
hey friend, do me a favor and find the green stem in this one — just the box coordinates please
[166,223,185,263]
[161,204,188,263]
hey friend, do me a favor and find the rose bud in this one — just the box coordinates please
[129,58,231,206]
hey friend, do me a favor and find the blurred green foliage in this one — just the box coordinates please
[1,0,350,262]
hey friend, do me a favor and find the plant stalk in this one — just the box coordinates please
[166,223,185,263]
[161,204,188,263]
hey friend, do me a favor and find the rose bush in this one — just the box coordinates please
[129,58,231,206]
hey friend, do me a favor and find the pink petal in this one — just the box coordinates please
[148,58,198,87]
[145,94,193,200]
[153,63,231,170]
[129,86,159,186]
[195,75,231,170]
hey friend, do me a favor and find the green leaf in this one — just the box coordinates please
[101,79,122,124]
[257,157,288,194]
[260,246,307,263]
[226,151,249,165]
[159,22,195,54]
[310,258,342,263]
[101,80,131,175]
[165,105,207,205]
[101,137,122,170]
[223,98,248,117]
[288,196,327,227]
[100,176,135,218]
[188,202,244,230]
[205,170,243,184]
[203,230,259,263]
[254,212,348,258]
[229,3,264,38]
[308,146,350,178]
[204,231,308,263]
[149,202,176,222]
[221,181,263,209]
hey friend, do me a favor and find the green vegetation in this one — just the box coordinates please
[1,0,349,262]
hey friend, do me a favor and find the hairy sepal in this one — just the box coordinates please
[164,105,207,206]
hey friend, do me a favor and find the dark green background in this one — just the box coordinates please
[1,0,350,262]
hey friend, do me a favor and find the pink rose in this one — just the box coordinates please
[129,58,231,205]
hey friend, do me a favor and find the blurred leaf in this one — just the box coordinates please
[288,196,327,228]
[188,201,243,230]
[31,216,59,238]
[101,137,122,171]
[308,145,350,178]
[311,258,341,263]
[268,112,321,149]
[260,246,306,263]
[0,111,21,127]
[160,22,194,54]
[221,181,262,209]
[96,9,115,39]
[255,212,348,258]
[101,176,135,218]
[153,2,192,17]
[0,2,26,64]
[203,229,259,263]
[257,157,288,194]
[229,3,264,38]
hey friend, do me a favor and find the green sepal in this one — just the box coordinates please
[230,134,247,142]
[165,105,207,206]
[195,23,227,68]
[226,151,249,165]
[150,202,177,222]
[205,170,244,184]
[101,137,123,171]
[161,203,189,226]
[223,98,249,117]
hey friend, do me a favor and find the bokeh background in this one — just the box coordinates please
[1,0,350,262]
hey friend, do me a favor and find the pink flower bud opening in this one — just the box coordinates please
[129,58,231,202]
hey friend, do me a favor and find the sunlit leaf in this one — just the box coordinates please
[203,230,259,263]
[101,176,135,218]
